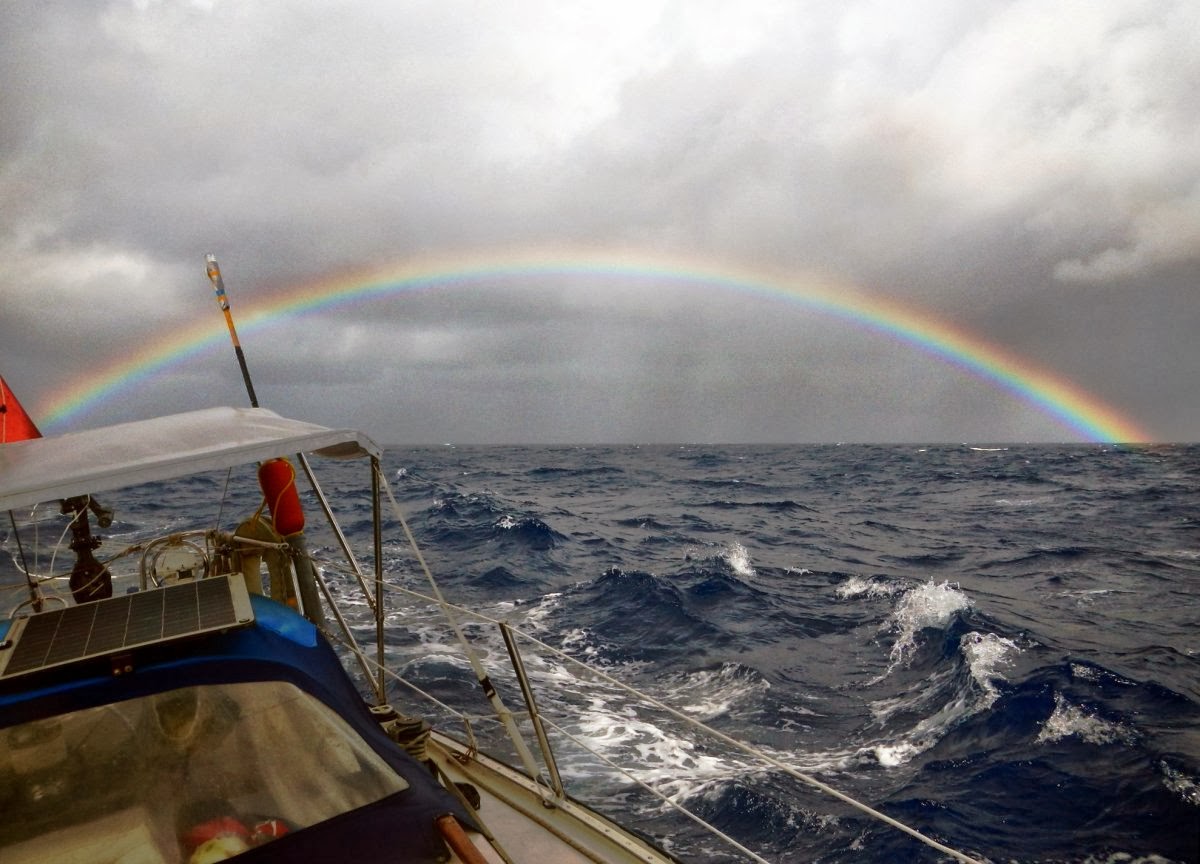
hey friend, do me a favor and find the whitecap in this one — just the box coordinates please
[874,741,920,767]
[961,631,1019,707]
[518,591,563,631]
[723,542,755,578]
[665,663,769,721]
[1158,759,1200,806]
[1036,693,1136,745]
[885,580,972,666]
[1058,588,1115,608]
[572,701,744,797]
[558,626,599,658]
[836,575,901,600]
[1081,853,1181,864]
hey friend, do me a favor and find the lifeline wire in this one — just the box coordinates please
[379,472,552,796]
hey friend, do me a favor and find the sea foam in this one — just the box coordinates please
[1036,693,1136,745]
[961,631,1019,707]
[722,542,756,578]
[885,580,972,666]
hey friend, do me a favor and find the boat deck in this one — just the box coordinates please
[430,734,678,864]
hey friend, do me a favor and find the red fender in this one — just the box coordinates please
[258,458,304,536]
[257,457,326,627]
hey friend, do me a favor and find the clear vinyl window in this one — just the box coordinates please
[0,681,408,863]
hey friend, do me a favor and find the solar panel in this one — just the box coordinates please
[0,575,254,680]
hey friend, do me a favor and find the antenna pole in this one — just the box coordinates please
[205,254,260,407]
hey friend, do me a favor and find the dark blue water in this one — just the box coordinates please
[378,444,1199,863]
[5,443,1198,862]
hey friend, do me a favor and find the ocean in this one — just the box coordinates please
[375,443,1199,863]
[4,442,1198,862]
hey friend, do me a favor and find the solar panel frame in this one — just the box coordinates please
[0,575,254,680]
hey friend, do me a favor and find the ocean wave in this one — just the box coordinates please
[867,665,981,767]
[859,629,1020,769]
[525,464,626,478]
[491,513,565,550]
[661,662,771,721]
[700,498,814,512]
[615,515,675,531]
[87,442,1200,863]
[1036,692,1139,745]
[961,632,1021,708]
[835,575,904,600]
[721,542,755,579]
[1158,758,1200,807]
[883,580,973,667]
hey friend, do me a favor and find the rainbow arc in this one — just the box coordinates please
[36,251,1152,443]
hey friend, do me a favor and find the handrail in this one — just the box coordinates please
[499,621,565,800]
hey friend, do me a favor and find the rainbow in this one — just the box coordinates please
[36,250,1153,442]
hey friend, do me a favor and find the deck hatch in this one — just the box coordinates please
[0,575,254,680]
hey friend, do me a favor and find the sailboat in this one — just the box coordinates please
[0,262,986,864]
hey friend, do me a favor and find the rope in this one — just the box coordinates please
[8,509,41,612]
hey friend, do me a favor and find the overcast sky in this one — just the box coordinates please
[3,0,1197,443]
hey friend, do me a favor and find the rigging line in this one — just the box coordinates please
[215,466,235,534]
[7,510,41,612]
[321,627,495,753]
[339,616,772,864]
[309,562,383,702]
[509,626,987,864]
[46,500,83,583]
[369,580,985,864]
[324,629,500,729]
[379,473,547,789]
[375,581,506,624]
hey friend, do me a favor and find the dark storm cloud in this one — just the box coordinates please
[2,0,1197,441]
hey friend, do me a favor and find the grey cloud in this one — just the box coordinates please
[1,0,1196,442]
